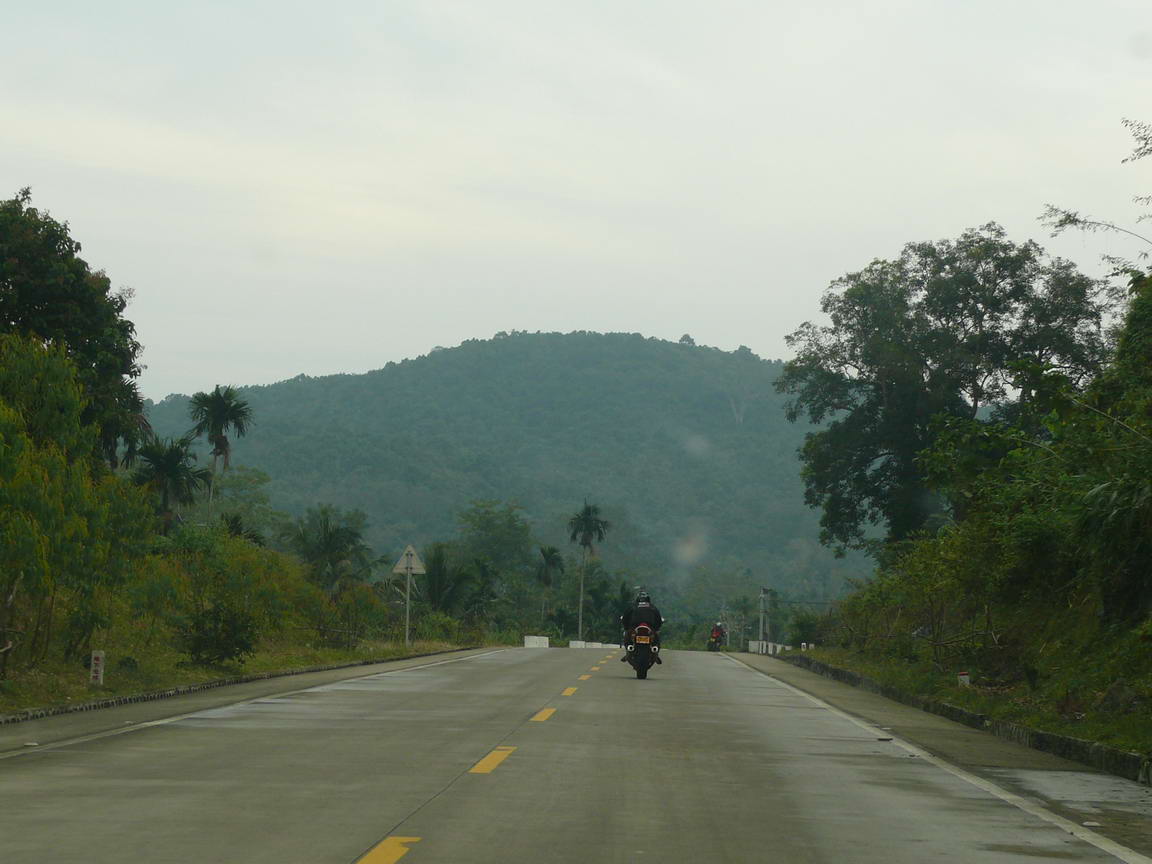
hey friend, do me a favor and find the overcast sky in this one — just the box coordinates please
[4,1,1150,399]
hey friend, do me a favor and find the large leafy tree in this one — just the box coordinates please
[132,436,211,532]
[777,223,1110,551]
[568,500,610,640]
[456,500,533,574]
[0,189,146,467]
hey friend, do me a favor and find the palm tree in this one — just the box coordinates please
[132,435,212,533]
[567,500,610,641]
[421,543,468,614]
[536,546,565,627]
[463,558,499,624]
[221,513,266,546]
[279,505,375,593]
[188,385,253,512]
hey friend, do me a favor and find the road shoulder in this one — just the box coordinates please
[732,653,1152,857]
[0,647,498,756]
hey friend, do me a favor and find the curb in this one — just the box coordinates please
[0,646,480,727]
[778,653,1151,786]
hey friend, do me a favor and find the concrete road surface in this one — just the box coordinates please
[2,648,1149,863]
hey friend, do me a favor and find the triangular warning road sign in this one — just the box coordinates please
[392,544,426,575]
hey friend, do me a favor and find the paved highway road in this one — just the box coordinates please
[2,648,1149,863]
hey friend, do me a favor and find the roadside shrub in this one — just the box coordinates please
[178,601,259,666]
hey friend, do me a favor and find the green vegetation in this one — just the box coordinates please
[188,384,253,515]
[790,121,1152,752]
[777,222,1109,551]
[0,192,482,713]
[0,189,146,467]
[147,332,870,629]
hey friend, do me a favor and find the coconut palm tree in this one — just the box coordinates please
[567,500,610,641]
[132,435,211,533]
[188,385,253,512]
[536,546,565,626]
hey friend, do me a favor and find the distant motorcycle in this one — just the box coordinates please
[626,623,659,679]
[707,634,722,652]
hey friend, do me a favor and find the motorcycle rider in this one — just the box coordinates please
[710,621,726,644]
[620,591,664,663]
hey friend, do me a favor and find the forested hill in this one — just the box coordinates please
[147,332,866,602]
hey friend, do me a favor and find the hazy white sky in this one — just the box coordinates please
[4,0,1150,399]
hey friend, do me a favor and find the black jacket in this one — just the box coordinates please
[621,603,663,631]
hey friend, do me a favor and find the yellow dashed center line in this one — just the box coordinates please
[578,674,591,680]
[469,745,517,774]
[530,708,556,722]
[562,687,578,696]
[590,666,601,671]
[358,836,422,863]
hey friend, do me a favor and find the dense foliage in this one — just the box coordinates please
[801,124,1152,746]
[777,224,1109,551]
[0,190,146,467]
[148,332,868,623]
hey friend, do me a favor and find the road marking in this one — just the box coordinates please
[578,674,591,680]
[530,708,556,722]
[469,745,517,774]
[562,687,577,696]
[0,650,508,761]
[590,666,601,671]
[357,835,421,863]
[725,655,1152,864]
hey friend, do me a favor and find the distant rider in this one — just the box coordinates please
[620,592,664,663]
[710,621,726,644]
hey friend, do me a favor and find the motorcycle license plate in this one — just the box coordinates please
[635,635,651,644]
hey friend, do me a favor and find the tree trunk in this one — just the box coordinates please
[0,571,24,679]
[208,451,219,518]
[577,548,587,641]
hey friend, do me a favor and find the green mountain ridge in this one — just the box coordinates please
[146,331,867,607]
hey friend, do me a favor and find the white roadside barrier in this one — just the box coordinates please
[568,640,586,648]
[746,642,797,656]
[522,635,550,648]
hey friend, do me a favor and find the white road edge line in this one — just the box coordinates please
[0,649,507,762]
[724,654,1152,864]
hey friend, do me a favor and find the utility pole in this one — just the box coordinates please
[404,555,412,647]
[759,587,768,644]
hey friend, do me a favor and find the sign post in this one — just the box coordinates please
[89,650,105,686]
[392,545,426,647]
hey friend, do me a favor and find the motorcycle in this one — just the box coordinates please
[626,622,659,679]
[707,632,724,651]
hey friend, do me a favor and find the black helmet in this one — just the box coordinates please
[636,591,651,605]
